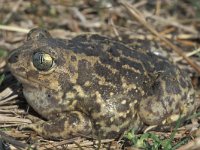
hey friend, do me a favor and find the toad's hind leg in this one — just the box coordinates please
[22,111,92,140]
[138,68,196,126]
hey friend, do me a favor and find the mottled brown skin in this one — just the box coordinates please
[7,28,198,140]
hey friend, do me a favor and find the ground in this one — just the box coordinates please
[0,0,200,149]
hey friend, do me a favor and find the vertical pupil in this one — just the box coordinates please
[40,54,44,64]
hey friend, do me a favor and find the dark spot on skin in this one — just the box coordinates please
[55,54,66,66]
[94,102,101,113]
[45,91,59,104]
[151,81,161,94]
[8,51,19,64]
[127,89,143,101]
[120,67,145,86]
[58,73,74,99]
[97,84,120,99]
[43,117,65,133]
[179,77,187,88]
[68,113,80,126]
[117,103,129,112]
[168,98,173,107]
[120,57,145,73]
[69,36,103,57]
[152,83,164,102]
[77,59,93,85]
[117,44,152,69]
[165,79,181,94]
[134,102,139,111]
[16,67,25,72]
[26,70,39,78]
[71,55,77,61]
[99,52,113,65]
[90,34,110,41]
[107,46,120,57]
[93,122,101,131]
[82,94,101,113]
[106,131,119,139]
[42,90,67,119]
[43,79,50,85]
[175,103,180,110]
[68,64,76,74]
[117,116,128,125]
[94,62,122,85]
[45,110,62,120]
[182,93,187,101]
[157,85,164,96]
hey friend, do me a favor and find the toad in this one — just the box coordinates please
[7,28,198,139]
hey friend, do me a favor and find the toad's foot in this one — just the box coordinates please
[20,111,92,140]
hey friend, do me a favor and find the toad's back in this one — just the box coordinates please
[7,29,198,139]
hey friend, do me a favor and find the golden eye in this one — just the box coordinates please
[32,52,54,71]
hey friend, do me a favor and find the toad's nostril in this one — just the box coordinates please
[8,52,19,64]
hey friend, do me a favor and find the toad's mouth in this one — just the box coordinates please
[9,68,57,91]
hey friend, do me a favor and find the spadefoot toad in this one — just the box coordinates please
[7,28,198,140]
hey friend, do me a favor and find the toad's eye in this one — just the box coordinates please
[32,52,54,71]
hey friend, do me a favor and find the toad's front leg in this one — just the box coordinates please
[22,111,92,140]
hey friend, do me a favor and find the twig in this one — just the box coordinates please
[2,0,23,24]
[39,137,80,150]
[133,0,148,8]
[177,137,200,150]
[111,24,199,40]
[39,138,114,149]
[119,0,200,75]
[175,48,200,62]
[109,17,122,41]
[179,18,200,23]
[155,0,161,16]
[67,139,114,149]
[0,115,31,124]
[144,12,197,34]
[0,95,18,105]
[0,88,13,100]
[0,124,27,128]
[0,130,28,149]
[0,25,29,33]
[128,33,199,40]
